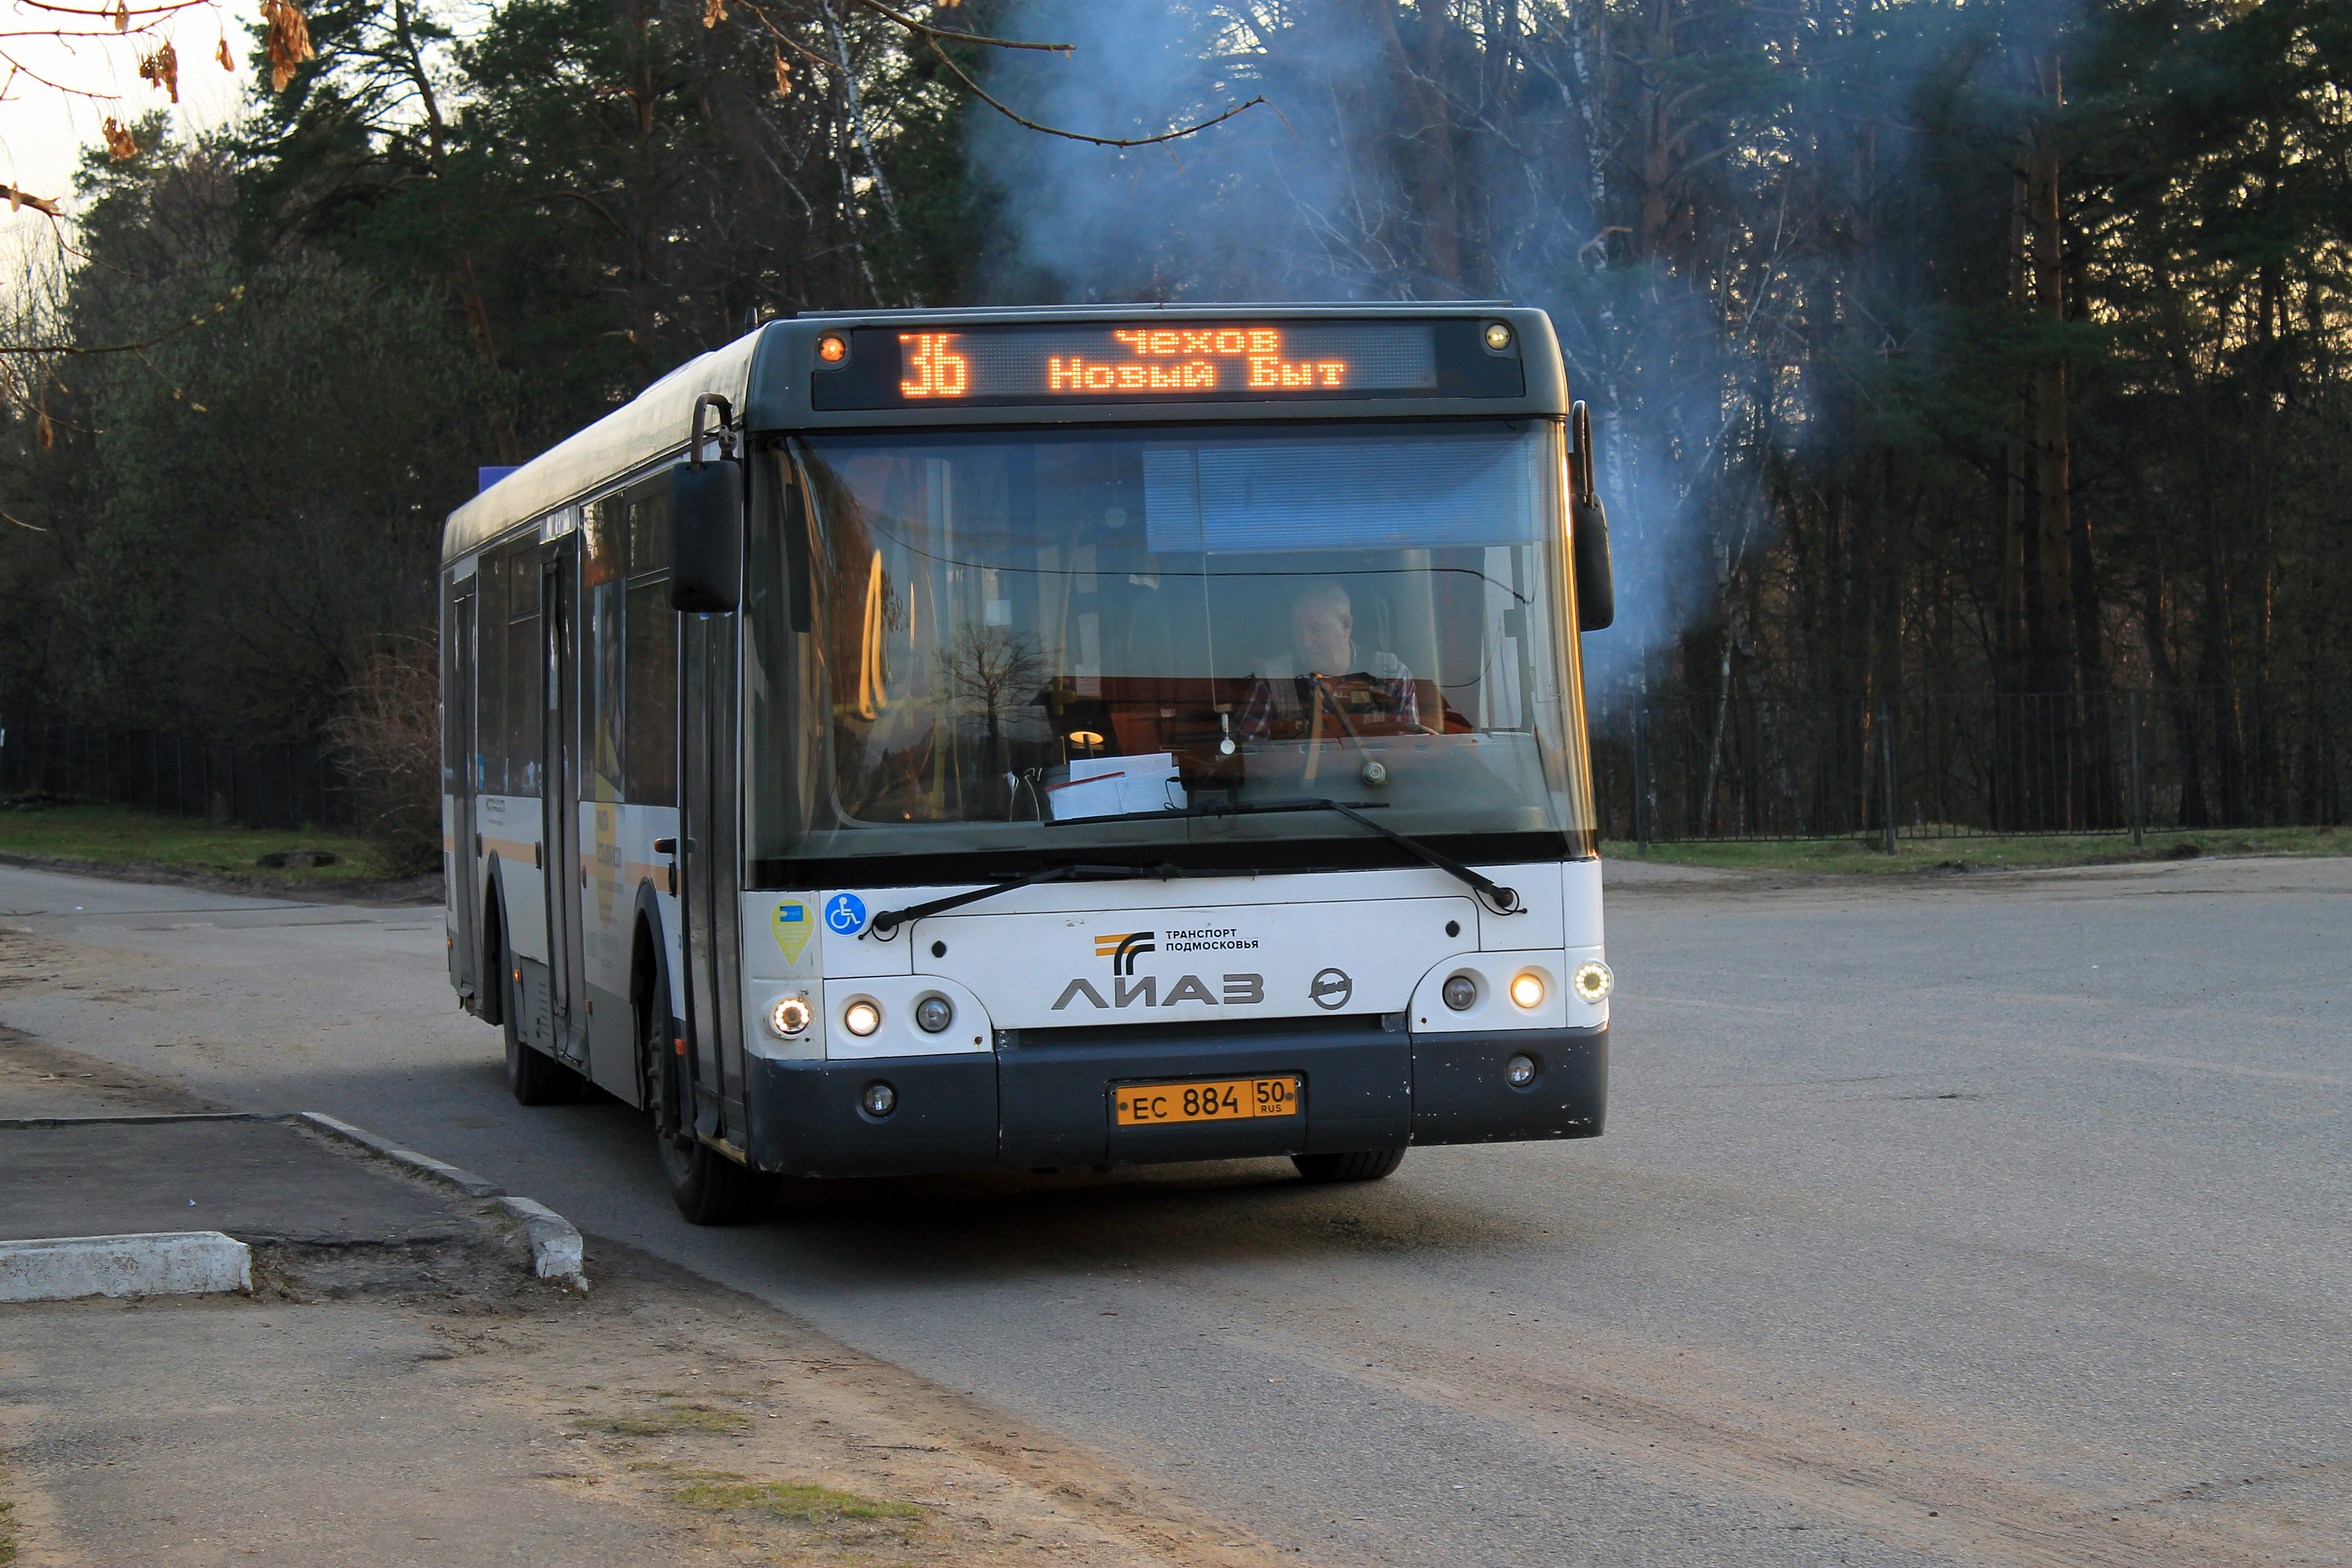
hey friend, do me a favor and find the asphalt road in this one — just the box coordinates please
[2,854,2345,1567]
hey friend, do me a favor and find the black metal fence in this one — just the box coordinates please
[1594,684,2348,845]
[0,724,357,832]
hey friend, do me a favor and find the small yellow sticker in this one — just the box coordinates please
[773,901,813,964]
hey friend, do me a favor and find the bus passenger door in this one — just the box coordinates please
[542,542,590,1068]
[679,609,747,1145]
[445,571,479,1004]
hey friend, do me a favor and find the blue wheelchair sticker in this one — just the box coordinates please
[824,893,869,937]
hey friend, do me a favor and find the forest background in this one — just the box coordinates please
[1,0,2345,858]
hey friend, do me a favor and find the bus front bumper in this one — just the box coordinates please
[744,1022,1607,1179]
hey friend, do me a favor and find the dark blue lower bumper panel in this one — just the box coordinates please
[743,1022,1606,1178]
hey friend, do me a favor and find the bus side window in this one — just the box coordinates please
[478,552,508,794]
[624,493,676,807]
[629,493,670,576]
[441,584,462,795]
[584,499,625,803]
[506,540,542,798]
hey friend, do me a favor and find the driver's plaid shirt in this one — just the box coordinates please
[1237,665,1420,741]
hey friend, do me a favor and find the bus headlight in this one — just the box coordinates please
[914,995,954,1033]
[861,1081,896,1117]
[1505,1053,1538,1087]
[766,996,812,1038]
[1509,972,1545,1009]
[1442,974,1478,1011]
[843,1000,882,1037]
[1572,961,1614,1003]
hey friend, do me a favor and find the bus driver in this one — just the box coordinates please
[1238,579,1424,741]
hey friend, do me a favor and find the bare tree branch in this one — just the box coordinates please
[921,35,1267,150]
[835,0,1070,55]
[0,286,243,357]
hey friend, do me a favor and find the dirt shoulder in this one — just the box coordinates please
[4,1232,1292,1568]
[427,1237,1294,1568]
[0,1032,1288,1568]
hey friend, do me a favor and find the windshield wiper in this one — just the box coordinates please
[1302,799,1523,914]
[1045,797,1525,916]
[866,862,1198,938]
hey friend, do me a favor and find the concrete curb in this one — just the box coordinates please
[1,1110,590,1293]
[0,1231,251,1302]
[296,1111,508,1199]
[494,1196,588,1291]
[292,1112,587,1291]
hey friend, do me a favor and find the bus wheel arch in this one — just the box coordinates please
[478,863,507,1028]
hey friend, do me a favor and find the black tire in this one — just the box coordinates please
[639,969,768,1226]
[499,906,579,1107]
[1292,1148,1407,1183]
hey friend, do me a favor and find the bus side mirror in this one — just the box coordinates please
[670,394,741,613]
[1573,493,1615,631]
[1569,401,1616,631]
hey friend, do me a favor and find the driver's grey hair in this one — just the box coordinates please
[1293,579,1352,613]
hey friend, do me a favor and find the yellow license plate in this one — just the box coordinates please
[1114,1075,1303,1126]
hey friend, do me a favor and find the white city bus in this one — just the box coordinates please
[440,304,1619,1222]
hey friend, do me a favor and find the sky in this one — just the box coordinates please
[0,0,263,235]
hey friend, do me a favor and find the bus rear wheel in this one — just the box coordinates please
[639,990,768,1226]
[1292,1148,1406,1183]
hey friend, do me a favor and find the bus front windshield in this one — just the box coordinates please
[746,420,1595,884]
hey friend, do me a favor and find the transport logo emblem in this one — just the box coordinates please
[824,894,868,937]
[1309,968,1353,1010]
[1094,931,1156,975]
[772,901,813,964]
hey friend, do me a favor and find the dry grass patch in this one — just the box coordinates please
[1604,823,2348,875]
[667,1474,923,1525]
[576,1402,753,1438]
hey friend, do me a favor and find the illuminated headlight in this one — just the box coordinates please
[843,999,882,1037]
[1442,974,1478,1011]
[766,996,812,1038]
[861,1081,896,1117]
[914,995,954,1034]
[1571,961,1614,1003]
[1509,972,1545,1010]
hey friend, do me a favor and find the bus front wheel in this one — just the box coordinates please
[638,992,767,1225]
[1292,1149,1406,1183]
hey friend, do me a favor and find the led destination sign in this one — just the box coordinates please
[808,319,1525,410]
[897,325,1427,399]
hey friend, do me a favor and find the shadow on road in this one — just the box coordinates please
[352,1052,1586,1292]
